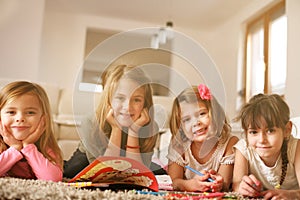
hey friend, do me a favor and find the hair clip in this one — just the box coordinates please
[198,84,212,100]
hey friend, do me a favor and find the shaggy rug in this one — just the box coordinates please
[0,178,164,200]
[0,178,247,200]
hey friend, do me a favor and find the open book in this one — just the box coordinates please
[68,156,158,191]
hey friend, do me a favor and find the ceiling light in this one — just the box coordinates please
[150,21,174,49]
[151,34,159,49]
[158,28,167,44]
[166,21,174,39]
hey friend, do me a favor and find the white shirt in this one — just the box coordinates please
[168,135,235,179]
[234,137,299,190]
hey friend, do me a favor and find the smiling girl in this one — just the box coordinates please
[0,81,63,181]
[232,93,300,199]
[63,65,160,178]
[101,66,157,164]
[167,84,238,192]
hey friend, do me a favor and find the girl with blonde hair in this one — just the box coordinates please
[64,65,160,177]
[0,81,63,181]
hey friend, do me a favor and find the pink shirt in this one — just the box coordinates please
[0,144,62,181]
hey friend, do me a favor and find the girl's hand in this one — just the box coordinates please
[262,189,296,200]
[208,169,224,192]
[130,108,150,133]
[0,123,22,151]
[189,171,214,192]
[22,116,45,146]
[106,108,121,130]
[238,174,262,197]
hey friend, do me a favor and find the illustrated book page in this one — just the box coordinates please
[68,156,158,191]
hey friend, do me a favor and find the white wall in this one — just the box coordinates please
[39,12,158,89]
[39,12,86,89]
[0,0,45,81]
[286,0,300,118]
[1,0,299,120]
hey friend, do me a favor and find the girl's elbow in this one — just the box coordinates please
[37,169,63,182]
[231,182,240,192]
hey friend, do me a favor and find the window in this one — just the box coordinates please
[244,0,286,101]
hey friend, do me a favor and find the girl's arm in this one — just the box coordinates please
[232,149,262,197]
[262,140,300,199]
[125,108,150,164]
[217,136,239,191]
[168,161,213,192]
[104,108,122,156]
[21,144,62,182]
[168,161,189,191]
[104,127,122,156]
[125,131,143,163]
[232,148,248,191]
[232,149,248,190]
[0,147,23,176]
[19,117,62,181]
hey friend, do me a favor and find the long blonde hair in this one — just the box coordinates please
[96,65,157,153]
[169,85,231,142]
[0,81,63,168]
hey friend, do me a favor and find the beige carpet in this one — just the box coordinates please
[0,177,164,200]
[0,178,247,199]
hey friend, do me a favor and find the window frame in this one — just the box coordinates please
[243,0,286,102]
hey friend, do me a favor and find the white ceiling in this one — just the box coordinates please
[45,0,253,30]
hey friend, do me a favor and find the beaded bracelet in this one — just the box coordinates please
[125,145,140,149]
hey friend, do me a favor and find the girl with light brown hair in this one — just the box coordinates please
[0,81,63,181]
[167,84,238,192]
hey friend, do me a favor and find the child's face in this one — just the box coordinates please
[246,122,285,166]
[111,78,145,127]
[180,101,210,142]
[0,94,43,141]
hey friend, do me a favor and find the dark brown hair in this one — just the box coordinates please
[237,93,290,186]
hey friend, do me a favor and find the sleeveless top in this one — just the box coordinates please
[167,135,235,179]
[234,137,299,190]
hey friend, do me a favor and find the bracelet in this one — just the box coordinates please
[125,145,140,149]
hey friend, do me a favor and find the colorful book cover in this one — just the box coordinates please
[68,156,159,191]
